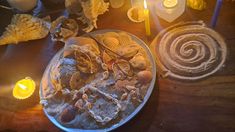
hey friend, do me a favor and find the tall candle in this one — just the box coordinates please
[211,0,223,28]
[144,0,151,36]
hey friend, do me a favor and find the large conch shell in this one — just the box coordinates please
[80,0,109,30]
[65,0,109,32]
[0,14,50,45]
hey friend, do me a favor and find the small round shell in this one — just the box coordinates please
[137,70,152,84]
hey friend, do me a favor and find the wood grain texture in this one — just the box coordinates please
[0,0,235,132]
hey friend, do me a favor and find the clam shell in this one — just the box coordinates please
[117,44,140,58]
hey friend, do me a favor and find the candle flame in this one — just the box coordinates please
[144,0,147,9]
[18,83,27,90]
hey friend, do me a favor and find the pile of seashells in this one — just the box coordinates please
[40,32,153,129]
[0,0,110,45]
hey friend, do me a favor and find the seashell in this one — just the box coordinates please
[130,53,147,70]
[63,48,75,58]
[69,71,84,89]
[0,14,50,45]
[96,32,119,41]
[137,70,152,84]
[65,0,83,15]
[109,0,125,8]
[103,37,120,50]
[79,0,109,30]
[50,16,78,42]
[7,0,37,12]
[118,32,133,45]
[127,6,145,23]
[65,37,100,55]
[50,58,77,90]
[187,0,206,10]
[116,59,133,76]
[112,63,126,80]
[60,105,77,123]
[75,49,99,74]
[117,44,140,58]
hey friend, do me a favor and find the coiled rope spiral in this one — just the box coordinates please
[150,21,227,81]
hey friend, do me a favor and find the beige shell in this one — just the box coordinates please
[118,32,133,45]
[80,0,109,31]
[75,49,99,74]
[127,6,145,23]
[50,16,78,42]
[65,37,100,55]
[65,0,83,15]
[0,14,50,45]
[117,44,140,58]
[130,53,147,70]
[116,59,133,76]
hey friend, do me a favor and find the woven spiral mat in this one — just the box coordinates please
[150,21,227,81]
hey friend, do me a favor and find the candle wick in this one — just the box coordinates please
[18,83,27,90]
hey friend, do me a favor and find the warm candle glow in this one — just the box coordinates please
[144,0,151,36]
[13,77,36,99]
[144,0,147,9]
[163,0,178,8]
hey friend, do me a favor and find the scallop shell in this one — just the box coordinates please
[118,32,133,45]
[0,14,50,45]
[65,37,100,55]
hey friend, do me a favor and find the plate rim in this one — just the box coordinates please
[40,29,157,132]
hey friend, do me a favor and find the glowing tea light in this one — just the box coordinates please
[163,0,178,8]
[144,0,151,36]
[13,77,36,99]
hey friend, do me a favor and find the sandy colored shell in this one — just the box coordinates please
[187,0,206,10]
[50,16,78,42]
[65,37,100,55]
[0,14,50,45]
[70,71,84,89]
[117,44,140,58]
[130,53,147,70]
[80,0,109,28]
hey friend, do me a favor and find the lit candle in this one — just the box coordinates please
[144,0,151,36]
[13,77,36,99]
[163,0,178,8]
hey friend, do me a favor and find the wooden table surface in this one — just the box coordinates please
[0,0,235,132]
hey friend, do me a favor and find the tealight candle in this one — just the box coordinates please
[163,0,178,8]
[13,77,36,99]
[144,0,151,36]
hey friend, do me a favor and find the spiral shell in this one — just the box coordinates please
[150,21,227,81]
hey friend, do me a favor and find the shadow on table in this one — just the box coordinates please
[113,78,160,132]
[0,86,40,112]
